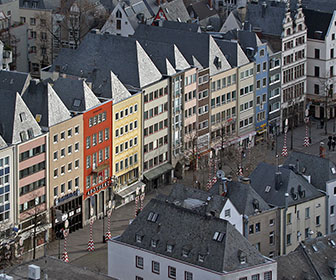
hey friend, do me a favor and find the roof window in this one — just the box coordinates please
[212,231,225,242]
[147,211,159,222]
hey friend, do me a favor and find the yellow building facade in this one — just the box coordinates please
[112,92,143,205]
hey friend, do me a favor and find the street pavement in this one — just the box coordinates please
[32,118,336,275]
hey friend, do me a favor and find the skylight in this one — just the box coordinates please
[212,231,225,242]
[73,99,81,107]
[265,185,271,193]
[147,211,159,222]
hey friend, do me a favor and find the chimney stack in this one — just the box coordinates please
[208,0,213,9]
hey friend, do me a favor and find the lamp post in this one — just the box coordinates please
[135,185,145,217]
[62,219,69,263]
[304,109,310,147]
[87,208,95,252]
[105,200,115,242]
[281,119,288,157]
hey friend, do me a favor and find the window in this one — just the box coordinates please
[224,209,231,217]
[264,271,272,280]
[53,151,58,161]
[135,277,143,280]
[166,244,173,252]
[287,213,292,224]
[314,84,320,94]
[135,256,143,269]
[60,132,65,140]
[75,142,79,152]
[185,271,193,280]
[269,219,274,226]
[316,215,320,226]
[53,134,58,143]
[331,205,335,215]
[53,168,58,178]
[269,231,274,245]
[152,261,160,274]
[75,159,79,168]
[61,165,65,175]
[54,186,58,197]
[314,66,320,77]
[305,207,310,219]
[99,131,103,143]
[86,136,91,149]
[105,128,109,140]
[287,233,291,245]
[249,224,254,234]
[68,180,72,190]
[168,266,176,279]
[252,274,260,280]
[68,145,72,155]
[61,148,65,158]
[92,134,97,146]
[30,18,36,25]
[315,48,320,59]
[67,128,72,138]
[255,223,261,232]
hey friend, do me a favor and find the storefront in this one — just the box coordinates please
[255,123,267,143]
[53,190,83,235]
[143,163,172,191]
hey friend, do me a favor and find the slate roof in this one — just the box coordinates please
[52,77,101,112]
[188,1,217,20]
[133,24,233,74]
[160,0,190,22]
[249,162,324,208]
[284,151,336,192]
[161,20,200,32]
[0,70,30,96]
[277,232,336,280]
[22,81,71,128]
[245,0,287,37]
[165,184,227,217]
[300,0,336,13]
[304,9,333,40]
[118,198,272,273]
[6,256,117,280]
[49,32,162,95]
[210,180,270,216]
[0,89,42,145]
[19,0,46,9]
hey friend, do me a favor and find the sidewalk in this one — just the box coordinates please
[42,184,173,274]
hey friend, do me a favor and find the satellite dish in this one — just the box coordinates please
[217,170,225,179]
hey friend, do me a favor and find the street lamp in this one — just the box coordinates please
[304,109,310,147]
[87,208,95,252]
[62,220,69,263]
[281,119,289,157]
[105,199,115,242]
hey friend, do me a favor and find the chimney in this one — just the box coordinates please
[208,0,213,9]
[261,1,267,17]
[296,159,300,173]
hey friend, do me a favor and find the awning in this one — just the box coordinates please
[91,162,109,173]
[144,163,173,181]
[117,181,145,199]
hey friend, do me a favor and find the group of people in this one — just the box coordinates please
[327,135,336,151]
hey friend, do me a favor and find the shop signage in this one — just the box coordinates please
[55,189,80,206]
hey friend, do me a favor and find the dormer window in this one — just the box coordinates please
[182,248,190,257]
[136,234,143,243]
[151,239,157,248]
[238,250,247,264]
[166,244,173,253]
[20,131,27,142]
[212,231,225,242]
[198,254,205,262]
[27,128,34,139]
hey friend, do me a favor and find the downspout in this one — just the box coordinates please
[318,189,329,235]
[283,192,289,255]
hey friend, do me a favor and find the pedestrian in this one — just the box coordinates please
[333,135,336,144]
[332,140,336,151]
[271,140,275,151]
[328,140,332,151]
[329,136,333,142]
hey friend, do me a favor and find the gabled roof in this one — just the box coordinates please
[210,180,270,216]
[277,232,336,280]
[49,33,162,95]
[219,10,243,33]
[300,0,336,14]
[285,151,336,191]
[133,24,233,73]
[0,70,31,96]
[304,9,333,40]
[0,90,42,145]
[249,162,324,208]
[52,77,101,112]
[160,0,190,22]
[22,81,72,128]
[166,184,227,217]
[118,198,271,273]
[245,0,287,37]
[188,1,217,20]
[110,71,131,103]
[161,20,200,32]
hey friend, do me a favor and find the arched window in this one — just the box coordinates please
[287,28,291,35]
[298,24,302,31]
[116,10,122,18]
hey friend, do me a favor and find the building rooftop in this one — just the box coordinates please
[0,70,30,96]
[285,151,336,192]
[303,9,333,40]
[211,180,271,216]
[159,0,190,22]
[249,162,324,208]
[277,232,336,280]
[117,197,273,273]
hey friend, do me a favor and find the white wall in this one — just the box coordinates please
[108,240,277,280]
[326,180,336,233]
[220,199,243,234]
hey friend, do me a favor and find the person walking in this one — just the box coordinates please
[328,138,332,151]
[332,139,336,151]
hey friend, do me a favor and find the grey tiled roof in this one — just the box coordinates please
[22,81,72,128]
[188,1,218,20]
[0,90,42,145]
[210,180,270,216]
[160,0,190,22]
[304,9,332,40]
[165,184,227,217]
[49,33,162,95]
[52,77,101,112]
[249,162,324,208]
[118,198,271,273]
[300,0,336,13]
[0,70,30,96]
[161,20,200,32]
[133,24,233,74]
[19,0,46,9]
[277,232,336,280]
[285,151,336,192]
[245,0,287,37]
